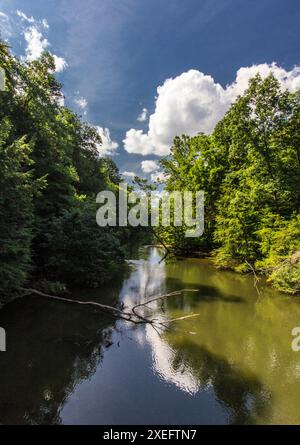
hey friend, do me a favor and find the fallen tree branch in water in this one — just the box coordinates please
[245,261,261,297]
[23,288,145,324]
[23,288,200,332]
[168,313,200,323]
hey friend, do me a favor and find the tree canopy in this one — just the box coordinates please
[158,75,300,293]
[0,41,133,304]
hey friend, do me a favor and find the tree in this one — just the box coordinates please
[158,74,300,292]
[0,118,36,301]
[0,40,135,303]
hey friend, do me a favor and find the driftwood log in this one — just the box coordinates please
[24,288,200,333]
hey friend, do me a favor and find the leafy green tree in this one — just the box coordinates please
[255,214,300,294]
[43,199,125,287]
[0,118,35,301]
[159,132,227,251]
[159,74,300,292]
[213,75,300,271]
[0,40,135,302]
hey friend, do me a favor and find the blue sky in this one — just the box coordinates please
[1,0,300,180]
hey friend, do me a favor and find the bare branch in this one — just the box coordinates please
[245,261,261,296]
[22,288,200,332]
[168,313,200,323]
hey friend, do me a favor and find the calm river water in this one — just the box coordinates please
[0,246,300,424]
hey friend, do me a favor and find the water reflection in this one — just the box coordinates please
[118,249,269,423]
[120,247,300,424]
[1,246,300,424]
[144,325,200,395]
[0,281,123,424]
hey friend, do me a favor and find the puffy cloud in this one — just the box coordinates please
[124,128,154,155]
[95,126,118,157]
[226,64,300,99]
[141,160,160,173]
[19,14,67,73]
[137,107,148,122]
[150,171,168,183]
[122,171,136,179]
[124,64,300,156]
[24,26,50,61]
[53,55,68,72]
[1,10,67,73]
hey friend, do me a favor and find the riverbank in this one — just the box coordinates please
[155,244,300,296]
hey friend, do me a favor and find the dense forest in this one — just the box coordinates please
[1,41,299,308]
[158,75,300,294]
[0,41,137,306]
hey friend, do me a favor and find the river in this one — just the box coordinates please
[0,246,300,424]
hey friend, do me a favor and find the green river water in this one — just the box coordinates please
[0,246,300,424]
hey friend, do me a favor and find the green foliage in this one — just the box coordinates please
[43,199,125,287]
[0,41,131,303]
[159,74,300,293]
[212,76,300,271]
[256,214,300,268]
[267,262,300,294]
[0,118,35,300]
[160,134,224,252]
[1,39,300,298]
[255,214,300,294]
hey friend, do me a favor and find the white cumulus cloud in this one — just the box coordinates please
[24,26,50,61]
[137,107,148,122]
[141,160,160,173]
[150,171,168,183]
[122,171,136,179]
[21,16,67,73]
[53,55,68,72]
[124,64,300,156]
[95,126,118,157]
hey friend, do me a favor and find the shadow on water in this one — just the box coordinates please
[0,280,124,424]
[164,277,246,307]
[170,339,272,424]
